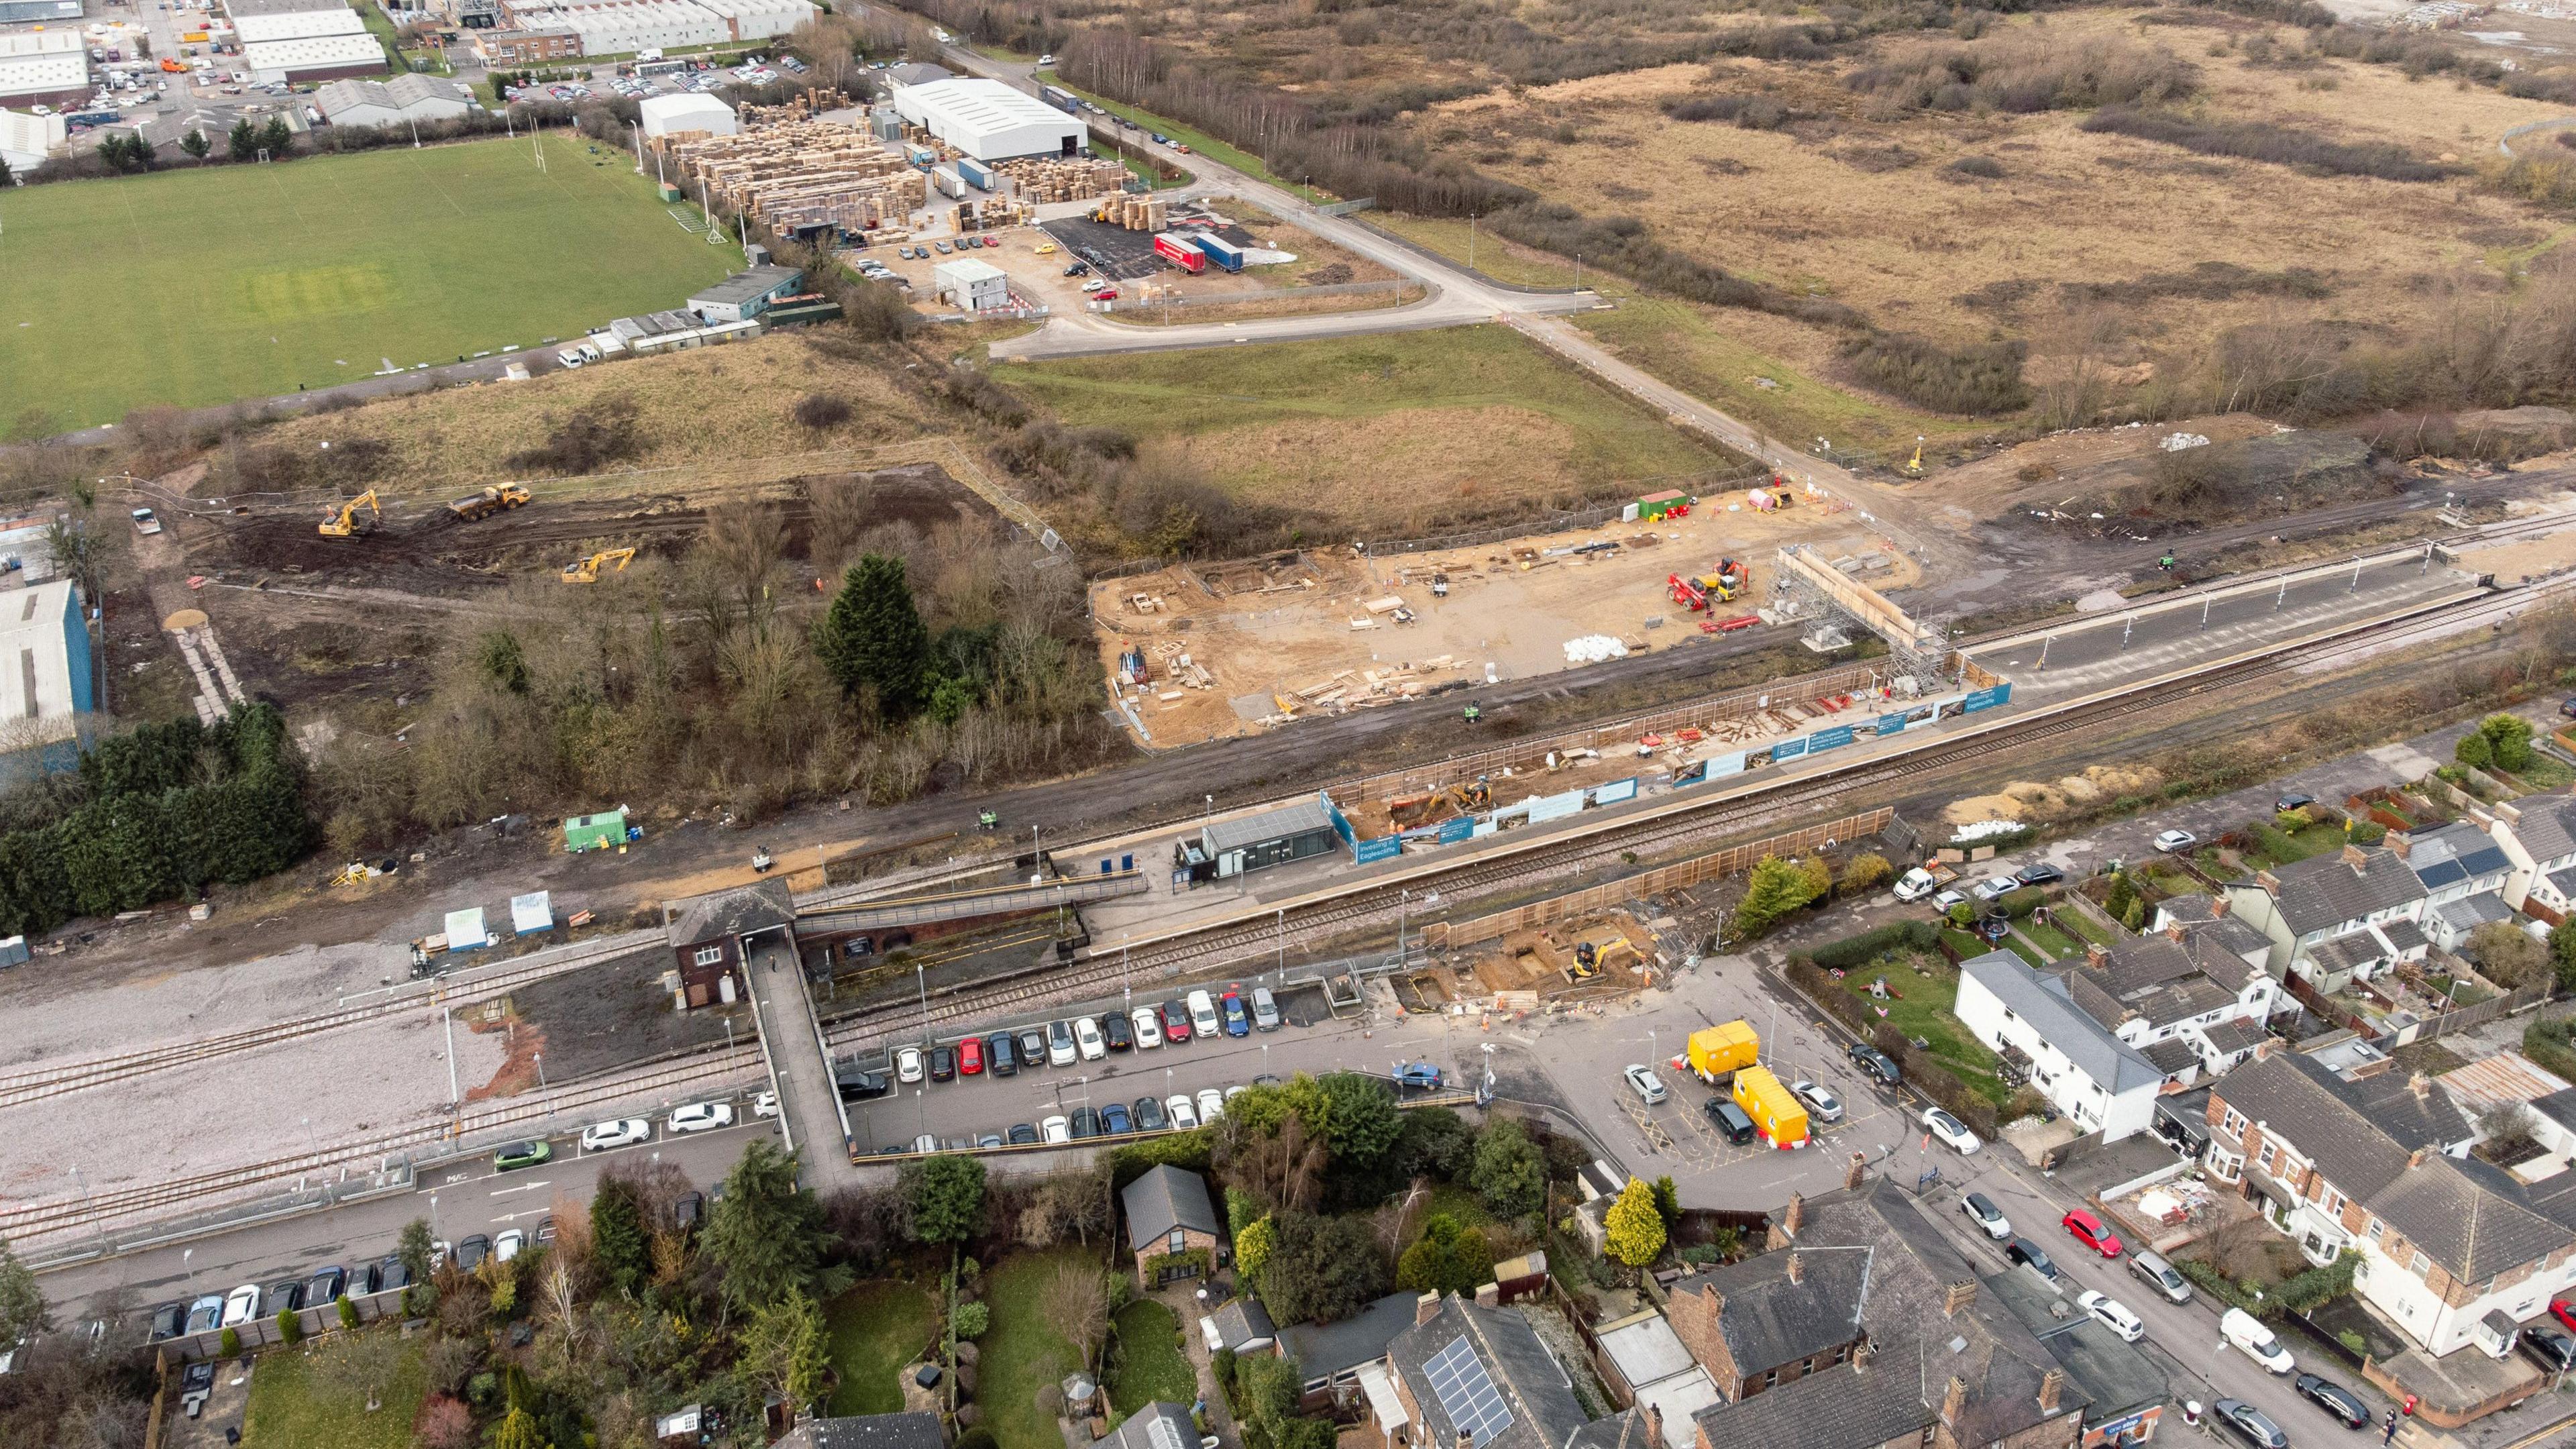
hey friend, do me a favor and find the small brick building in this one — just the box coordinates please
[1122,1165,1220,1287]
[663,878,795,1010]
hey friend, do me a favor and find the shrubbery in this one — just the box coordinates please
[2083,107,2453,182]
[1805,920,1940,969]
[1847,38,2198,114]
[1842,333,2031,415]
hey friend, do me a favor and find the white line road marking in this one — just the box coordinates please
[489,1181,551,1197]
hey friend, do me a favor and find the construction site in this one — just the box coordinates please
[1089,479,1920,747]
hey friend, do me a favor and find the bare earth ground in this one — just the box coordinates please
[1092,492,1912,745]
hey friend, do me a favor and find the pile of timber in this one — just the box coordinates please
[655,120,926,233]
[995,155,1126,203]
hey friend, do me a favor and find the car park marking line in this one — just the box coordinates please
[489,1181,550,1197]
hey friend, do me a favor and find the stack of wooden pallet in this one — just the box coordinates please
[1110,197,1168,231]
[739,89,853,128]
[994,156,1128,203]
[657,121,928,234]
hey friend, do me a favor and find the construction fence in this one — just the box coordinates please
[1426,807,1894,949]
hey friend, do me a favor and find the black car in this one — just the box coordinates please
[2275,791,2316,812]
[371,1256,411,1294]
[1008,1122,1040,1145]
[1101,1012,1132,1051]
[1847,1043,1902,1085]
[266,1280,306,1313]
[148,1303,186,1342]
[2292,1372,2369,1428]
[928,1044,957,1081]
[1016,1025,1049,1064]
[1070,1106,1100,1138]
[2004,1237,2059,1282]
[1134,1096,1168,1131]
[986,1032,1018,1077]
[2520,1324,2576,1375]
[303,1267,347,1305]
[2213,1399,2289,1449]
[837,1068,892,1102]
[454,1235,490,1272]
[2012,862,2064,887]
[674,1191,704,1230]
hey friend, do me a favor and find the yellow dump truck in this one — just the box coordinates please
[1684,1020,1760,1085]
[1732,1065,1811,1149]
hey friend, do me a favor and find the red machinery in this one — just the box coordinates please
[1668,573,1709,612]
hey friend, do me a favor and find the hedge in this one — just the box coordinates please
[1104,1128,1214,1189]
[2178,1250,2359,1321]
[1805,920,1940,970]
[1142,1246,1214,1282]
[1997,886,2047,919]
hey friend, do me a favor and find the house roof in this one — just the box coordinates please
[1629,1368,1719,1449]
[690,264,804,309]
[2372,1154,2571,1283]
[2157,892,2219,923]
[1565,1407,1655,1449]
[1686,1361,1932,1449]
[1122,1165,1218,1250]
[2192,915,2277,963]
[1672,1246,1872,1376]
[2379,917,2428,954]
[1204,798,1337,852]
[791,1411,946,1449]
[2403,822,2512,892]
[2532,1086,2576,1136]
[2549,865,2576,902]
[1277,1291,1417,1381]
[1102,1402,1196,1449]
[664,877,796,947]
[2069,934,2245,1033]
[2516,794,2576,866]
[2141,1038,2200,1075]
[2265,847,2427,934]
[2199,1019,2267,1056]
[1960,951,2167,1095]
[1208,1295,1275,1350]
[1388,1296,1589,1449]
[2434,893,2516,932]
[2305,930,2389,976]
[1979,1268,2167,1421]
[1595,1314,1697,1391]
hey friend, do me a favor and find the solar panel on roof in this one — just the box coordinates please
[1424,1335,1515,1448]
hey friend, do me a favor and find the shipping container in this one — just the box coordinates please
[956,156,996,191]
[1732,1066,1811,1148]
[1684,1020,1759,1084]
[1636,488,1690,521]
[1040,84,1079,114]
[1152,233,1206,274]
[1193,234,1247,272]
[563,808,633,853]
[932,166,965,199]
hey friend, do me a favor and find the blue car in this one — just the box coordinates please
[1220,990,1250,1036]
[1393,1063,1442,1089]
[1100,1102,1134,1134]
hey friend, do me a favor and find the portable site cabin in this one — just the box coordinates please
[1684,1020,1760,1084]
[1636,489,1690,521]
[1732,1065,1810,1148]
[1176,798,1340,881]
[564,809,631,853]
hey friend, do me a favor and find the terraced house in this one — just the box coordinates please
[2202,1051,2576,1367]
[2220,843,2429,994]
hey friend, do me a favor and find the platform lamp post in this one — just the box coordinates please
[916,962,931,1044]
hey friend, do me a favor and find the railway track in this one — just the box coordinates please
[2,1044,765,1240]
[0,934,659,1110]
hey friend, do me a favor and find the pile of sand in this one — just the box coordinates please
[1943,764,2163,826]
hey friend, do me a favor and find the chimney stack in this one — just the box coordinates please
[2163,920,2188,943]
[1844,1151,1868,1190]
[2342,842,2369,869]
[2409,1071,2432,1101]
[1942,1279,1978,1318]
[1646,1403,1664,1449]
[1851,1338,1874,1373]
[2409,1146,2429,1169]
[2038,1368,2068,1413]
[2387,833,2412,860]
[1783,1193,1805,1238]
[2210,894,2230,918]
[1415,1291,1443,1327]
[2084,942,2110,971]
[2255,869,2282,894]
[1786,1252,1805,1285]
[1941,1375,1968,1426]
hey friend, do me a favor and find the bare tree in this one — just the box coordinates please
[1043,1263,1111,1375]
[311,1328,407,1412]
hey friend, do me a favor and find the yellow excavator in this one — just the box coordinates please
[560,547,637,584]
[318,490,380,539]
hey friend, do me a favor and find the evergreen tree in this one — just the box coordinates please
[490,1405,549,1449]
[1603,1178,1667,1268]
[228,117,260,161]
[260,116,292,156]
[902,1154,985,1244]
[180,129,211,160]
[812,554,930,719]
[0,154,12,187]
[1469,1117,1546,1219]
[0,1234,48,1344]
[1394,1215,1494,1297]
[1734,855,1825,937]
[741,1291,829,1408]
[590,1177,649,1297]
[704,1140,833,1309]
[1651,1175,1680,1230]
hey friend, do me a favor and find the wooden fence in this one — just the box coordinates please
[1427,808,1894,949]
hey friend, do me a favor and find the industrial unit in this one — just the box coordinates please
[932,256,1009,312]
[0,30,91,113]
[229,5,366,42]
[242,32,389,86]
[500,0,810,53]
[887,76,1086,161]
[0,107,64,175]
[687,264,804,323]
[311,73,476,128]
[638,91,736,139]
[0,578,95,769]
[468,26,578,62]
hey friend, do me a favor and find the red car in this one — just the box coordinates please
[958,1036,984,1076]
[2061,1209,2123,1258]
[2552,1297,2576,1335]
[1160,998,1191,1043]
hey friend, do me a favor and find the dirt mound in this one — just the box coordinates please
[1943,763,2163,826]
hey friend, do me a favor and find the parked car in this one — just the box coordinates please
[752,1091,780,1119]
[1394,1062,1443,1089]
[1252,985,1281,1030]
[1923,1107,1982,1155]
[1848,1044,1902,1085]
[1130,1005,1163,1049]
[494,1140,551,1171]
[1101,1011,1132,1051]
[976,1132,1004,1149]
[1008,1122,1040,1146]
[2221,1307,2295,1374]
[2153,828,2197,853]
[1166,1095,1199,1129]
[266,1280,305,1314]
[1197,1087,1225,1122]
[1074,1016,1107,1061]
[1048,1020,1077,1067]
[933,239,953,254]
[2129,1250,2192,1305]
[1789,1079,1843,1122]
[958,1036,984,1076]
[2275,792,2316,812]
[986,1032,1018,1077]
[2517,1324,2576,1375]
[2061,1209,2124,1258]
[837,1068,892,1102]
[1220,989,1250,1036]
[1705,1097,1756,1144]
[581,1118,649,1151]
[1134,1096,1169,1131]
[2013,861,2064,887]
[1040,1114,1072,1144]
[1892,867,1938,902]
[149,1303,186,1341]
[673,1193,704,1230]
[1960,1193,2012,1241]
[1970,875,2019,902]
[1187,989,1221,1038]
[667,1102,735,1134]
[2211,1399,2288,1449]
[183,1296,225,1334]
[928,1044,957,1081]
[454,1235,491,1271]
[2292,1372,2370,1428]
[2553,1296,2576,1334]
[1161,999,1191,1042]
[1931,887,1968,914]
[1101,1102,1134,1133]
[370,1257,411,1294]
[1017,1024,1050,1064]
[221,1285,260,1327]
[1623,1065,1668,1105]
[2074,1290,2143,1343]
[896,1046,925,1083]
[1069,1106,1099,1138]
[2004,1238,2059,1283]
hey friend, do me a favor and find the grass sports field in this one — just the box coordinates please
[0,136,741,429]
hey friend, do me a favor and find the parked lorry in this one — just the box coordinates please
[1732,1065,1811,1148]
[932,166,965,199]
[1153,232,1205,274]
[956,156,996,190]
[1684,1020,1760,1085]
[1040,84,1079,114]
[447,484,530,523]
[1193,233,1247,272]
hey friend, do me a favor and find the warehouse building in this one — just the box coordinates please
[507,0,727,53]
[0,0,83,23]
[889,77,1085,161]
[688,263,802,322]
[243,33,388,85]
[312,73,474,127]
[222,0,362,18]
[638,90,734,139]
[0,30,90,113]
[932,256,1008,312]
[231,5,366,42]
[0,107,64,177]
[0,578,95,769]
[690,0,811,42]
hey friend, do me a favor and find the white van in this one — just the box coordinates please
[1186,989,1220,1038]
[2220,1308,2294,1374]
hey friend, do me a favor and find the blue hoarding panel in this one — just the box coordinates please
[1709,751,1748,777]
[1353,835,1402,864]
[1876,712,1911,737]
[1591,777,1639,806]
[1807,724,1856,753]
[1773,736,1809,762]
[1438,816,1475,844]
[1962,685,2011,714]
